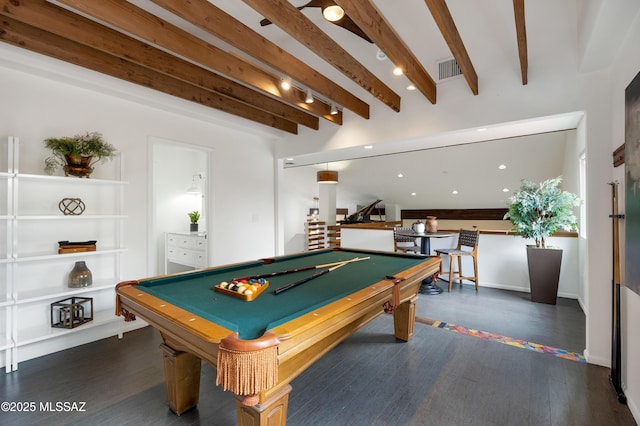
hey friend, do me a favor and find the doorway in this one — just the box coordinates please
[149,137,211,275]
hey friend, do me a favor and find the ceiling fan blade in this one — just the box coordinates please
[260,5,307,27]
[259,1,372,43]
[331,14,373,43]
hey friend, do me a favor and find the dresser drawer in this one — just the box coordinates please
[167,234,199,249]
[167,247,204,267]
[166,233,207,270]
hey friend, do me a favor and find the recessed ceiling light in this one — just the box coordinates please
[397,173,404,178]
[502,188,510,192]
[393,67,403,76]
[452,190,459,195]
[498,164,506,170]
[280,79,291,91]
[477,127,487,132]
[407,85,416,91]
[376,49,387,61]
[286,158,294,161]
[364,145,373,149]
[411,192,417,196]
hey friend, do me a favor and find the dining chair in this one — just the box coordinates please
[393,227,420,253]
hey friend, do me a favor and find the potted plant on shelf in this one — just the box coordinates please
[188,211,200,233]
[504,176,580,304]
[44,131,116,178]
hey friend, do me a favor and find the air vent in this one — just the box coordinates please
[437,58,463,81]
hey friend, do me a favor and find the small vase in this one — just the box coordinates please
[190,223,198,233]
[68,261,92,288]
[426,216,438,232]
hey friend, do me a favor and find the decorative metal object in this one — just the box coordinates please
[68,261,92,288]
[58,197,85,215]
[51,297,93,329]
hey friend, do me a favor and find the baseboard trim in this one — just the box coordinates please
[478,282,579,300]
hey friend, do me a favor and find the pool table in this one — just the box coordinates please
[116,248,440,425]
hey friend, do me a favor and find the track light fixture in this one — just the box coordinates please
[330,103,338,115]
[305,88,314,104]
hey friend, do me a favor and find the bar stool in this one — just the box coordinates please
[435,228,479,291]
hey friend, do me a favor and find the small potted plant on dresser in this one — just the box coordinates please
[188,211,200,233]
[44,131,116,178]
[504,176,580,304]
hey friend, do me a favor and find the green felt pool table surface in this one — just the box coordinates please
[135,248,431,340]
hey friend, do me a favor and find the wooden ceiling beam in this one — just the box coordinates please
[242,0,401,112]
[513,0,528,85]
[0,16,298,134]
[150,0,367,120]
[0,0,318,130]
[424,0,478,95]
[53,0,335,123]
[334,0,436,104]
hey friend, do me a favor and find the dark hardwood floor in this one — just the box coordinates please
[0,285,636,425]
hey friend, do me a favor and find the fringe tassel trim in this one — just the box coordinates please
[216,345,278,398]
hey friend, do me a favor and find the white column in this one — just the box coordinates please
[318,183,337,225]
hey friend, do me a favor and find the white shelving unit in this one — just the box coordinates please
[1,136,129,372]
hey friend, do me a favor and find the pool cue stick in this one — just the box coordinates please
[274,261,351,295]
[232,257,369,281]
[608,181,627,404]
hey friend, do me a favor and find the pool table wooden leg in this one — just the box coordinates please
[393,296,417,341]
[160,343,201,415]
[236,385,292,426]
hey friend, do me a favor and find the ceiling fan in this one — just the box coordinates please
[259,0,373,43]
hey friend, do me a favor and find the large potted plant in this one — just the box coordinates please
[504,176,580,304]
[44,131,116,178]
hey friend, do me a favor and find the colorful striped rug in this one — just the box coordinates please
[416,317,586,363]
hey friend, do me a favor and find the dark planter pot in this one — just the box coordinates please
[190,223,198,233]
[526,246,563,305]
[63,154,94,178]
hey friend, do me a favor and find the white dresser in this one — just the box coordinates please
[165,232,207,273]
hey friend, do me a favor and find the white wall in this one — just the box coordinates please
[0,43,278,272]
[0,42,277,362]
